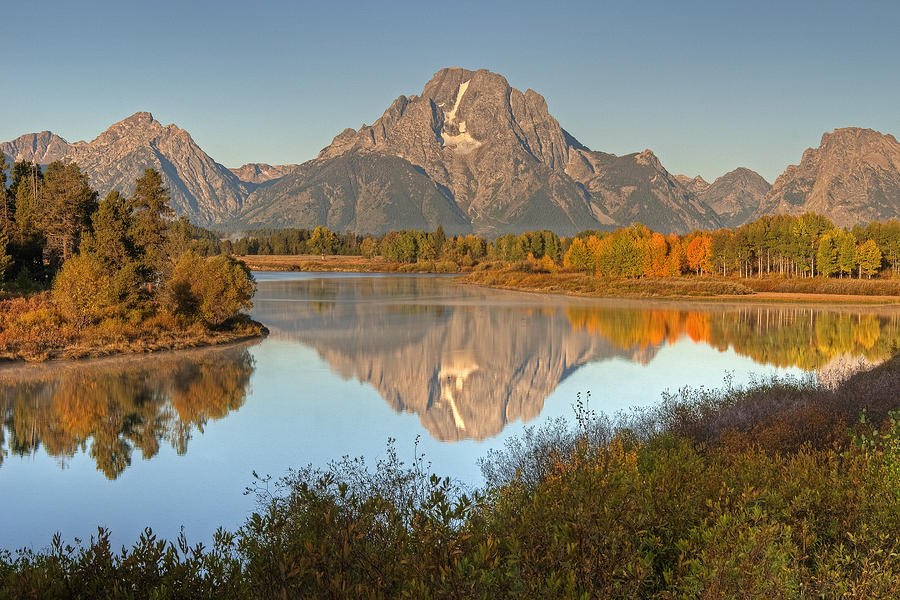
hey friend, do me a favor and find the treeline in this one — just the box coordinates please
[228,226,560,267]
[229,214,900,280]
[564,215,898,279]
[0,158,259,360]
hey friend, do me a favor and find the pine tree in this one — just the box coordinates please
[0,154,11,234]
[40,161,98,266]
[129,169,174,287]
[81,191,135,268]
[0,230,12,281]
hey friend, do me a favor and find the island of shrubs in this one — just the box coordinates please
[0,159,261,361]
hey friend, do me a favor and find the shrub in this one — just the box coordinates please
[167,254,255,326]
[51,254,117,326]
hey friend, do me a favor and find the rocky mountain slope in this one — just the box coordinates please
[758,128,900,227]
[232,68,723,235]
[1,112,248,226]
[696,167,771,229]
[229,163,299,186]
[0,131,72,165]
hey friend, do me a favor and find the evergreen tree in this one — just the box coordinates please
[0,230,12,281]
[129,169,174,286]
[0,154,11,234]
[40,161,98,265]
[81,191,135,268]
[12,163,42,244]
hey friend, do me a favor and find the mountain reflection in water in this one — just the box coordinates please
[2,275,899,478]
[254,275,900,442]
[0,344,255,479]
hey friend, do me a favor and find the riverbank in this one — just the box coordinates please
[461,269,900,303]
[238,255,900,302]
[0,294,267,363]
[237,253,467,273]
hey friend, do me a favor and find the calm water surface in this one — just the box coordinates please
[2,272,899,550]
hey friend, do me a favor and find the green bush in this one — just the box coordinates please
[166,254,255,326]
[51,254,117,326]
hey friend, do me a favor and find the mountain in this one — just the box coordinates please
[232,67,723,236]
[674,174,710,196]
[0,131,72,165]
[696,167,771,229]
[1,112,249,226]
[229,163,299,186]
[759,128,900,227]
[7,76,899,235]
[566,149,722,233]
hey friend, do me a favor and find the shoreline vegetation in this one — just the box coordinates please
[236,253,900,302]
[0,161,263,363]
[3,354,900,596]
[227,215,900,302]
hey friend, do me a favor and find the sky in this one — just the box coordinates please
[2,0,899,183]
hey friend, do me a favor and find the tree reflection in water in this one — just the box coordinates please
[564,305,900,370]
[0,344,255,479]
[255,276,900,442]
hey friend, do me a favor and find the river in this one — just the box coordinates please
[2,272,898,550]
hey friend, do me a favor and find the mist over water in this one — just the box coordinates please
[2,272,897,549]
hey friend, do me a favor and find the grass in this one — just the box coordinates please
[0,293,267,362]
[236,255,900,300]
[236,254,467,274]
[461,268,756,298]
[462,265,900,301]
[742,275,900,296]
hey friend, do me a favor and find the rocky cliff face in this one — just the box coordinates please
[234,68,723,236]
[759,128,900,227]
[696,167,771,228]
[2,113,249,226]
[68,112,249,225]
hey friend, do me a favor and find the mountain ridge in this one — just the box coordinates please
[4,72,900,235]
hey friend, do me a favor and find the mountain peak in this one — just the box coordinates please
[764,126,900,227]
[634,149,663,170]
[0,131,72,164]
[125,111,155,124]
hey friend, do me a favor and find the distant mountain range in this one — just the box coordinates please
[3,67,900,234]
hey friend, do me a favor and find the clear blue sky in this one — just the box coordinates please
[3,0,898,182]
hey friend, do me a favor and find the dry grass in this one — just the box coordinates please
[742,276,900,296]
[0,293,267,362]
[460,269,756,299]
[236,254,466,273]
